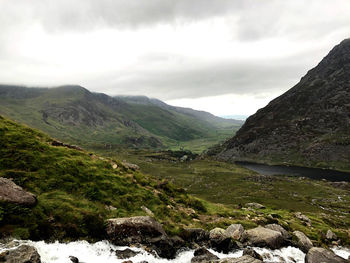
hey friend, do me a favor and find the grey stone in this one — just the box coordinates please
[0,178,36,206]
[191,247,219,263]
[214,255,263,263]
[292,231,313,253]
[224,224,244,240]
[264,224,291,240]
[305,247,348,263]
[326,229,337,240]
[244,226,284,249]
[0,245,41,263]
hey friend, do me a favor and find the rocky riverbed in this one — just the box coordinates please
[0,240,350,263]
[1,216,349,263]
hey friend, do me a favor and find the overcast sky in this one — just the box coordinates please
[1,0,350,116]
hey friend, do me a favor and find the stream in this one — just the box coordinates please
[1,240,350,263]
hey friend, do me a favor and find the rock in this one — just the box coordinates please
[326,229,337,240]
[115,248,140,259]
[245,203,265,209]
[179,228,209,247]
[292,231,313,253]
[294,212,312,226]
[209,228,237,253]
[242,248,263,261]
[169,235,185,250]
[264,224,291,240]
[0,177,36,206]
[148,235,177,259]
[209,228,226,239]
[214,39,350,172]
[141,206,154,217]
[224,224,245,240]
[305,247,349,263]
[0,245,41,263]
[106,216,175,259]
[51,140,83,151]
[215,255,263,263]
[122,162,140,170]
[244,226,284,249]
[69,256,79,263]
[191,247,219,263]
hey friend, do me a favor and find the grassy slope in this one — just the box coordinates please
[0,85,241,152]
[1,115,348,246]
[99,149,350,246]
[0,115,208,240]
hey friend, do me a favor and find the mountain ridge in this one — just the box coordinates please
[215,38,350,171]
[0,85,242,152]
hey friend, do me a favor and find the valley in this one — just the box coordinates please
[1,39,350,263]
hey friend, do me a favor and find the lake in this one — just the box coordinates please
[236,162,350,182]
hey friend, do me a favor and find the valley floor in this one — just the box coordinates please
[99,149,350,246]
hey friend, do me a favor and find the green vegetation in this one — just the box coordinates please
[0,85,242,153]
[0,115,208,240]
[100,149,350,246]
[1,114,349,247]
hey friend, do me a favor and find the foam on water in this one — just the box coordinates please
[332,246,350,260]
[0,240,349,263]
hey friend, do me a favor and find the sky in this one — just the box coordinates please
[1,1,350,116]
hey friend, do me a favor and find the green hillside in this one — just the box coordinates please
[1,115,349,246]
[0,115,207,240]
[0,85,242,153]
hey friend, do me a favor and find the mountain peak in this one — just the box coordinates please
[215,39,350,171]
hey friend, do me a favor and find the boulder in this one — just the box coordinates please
[294,212,312,226]
[122,162,140,170]
[191,247,219,263]
[245,203,265,209]
[326,229,337,240]
[170,235,185,250]
[224,224,245,240]
[209,228,225,239]
[209,228,237,253]
[115,248,140,259]
[264,224,291,240]
[0,178,36,206]
[215,255,263,263]
[292,231,313,253]
[242,248,263,261]
[106,216,175,259]
[0,245,41,263]
[179,228,209,247]
[69,256,79,263]
[244,226,284,249]
[305,247,348,263]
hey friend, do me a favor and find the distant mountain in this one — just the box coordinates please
[215,39,350,171]
[0,85,242,151]
[220,115,248,121]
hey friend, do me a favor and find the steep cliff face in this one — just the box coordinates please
[217,39,350,170]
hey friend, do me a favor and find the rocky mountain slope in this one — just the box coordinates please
[0,85,242,151]
[216,39,350,171]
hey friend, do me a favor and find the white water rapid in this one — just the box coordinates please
[0,239,349,263]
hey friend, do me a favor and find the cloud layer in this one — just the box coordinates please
[1,0,350,114]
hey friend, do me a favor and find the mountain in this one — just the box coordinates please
[215,39,350,171]
[0,114,207,240]
[0,85,242,152]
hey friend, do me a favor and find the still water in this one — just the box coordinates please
[236,162,350,182]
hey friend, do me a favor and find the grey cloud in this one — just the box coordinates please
[0,0,241,32]
[1,0,349,40]
[88,52,317,100]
